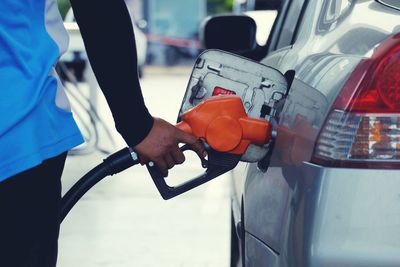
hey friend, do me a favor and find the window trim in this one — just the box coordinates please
[290,0,311,45]
[376,0,400,11]
[317,0,354,33]
[267,0,310,53]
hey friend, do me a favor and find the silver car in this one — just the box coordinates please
[203,0,400,266]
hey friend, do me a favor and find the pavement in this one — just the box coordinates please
[57,66,231,267]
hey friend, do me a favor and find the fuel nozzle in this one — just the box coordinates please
[177,95,272,155]
[147,95,273,200]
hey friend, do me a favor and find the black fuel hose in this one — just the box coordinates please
[61,147,140,222]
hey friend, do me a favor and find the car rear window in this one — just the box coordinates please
[377,0,400,10]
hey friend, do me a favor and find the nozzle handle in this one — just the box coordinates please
[147,145,240,200]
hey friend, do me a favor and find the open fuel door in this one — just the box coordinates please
[178,49,288,162]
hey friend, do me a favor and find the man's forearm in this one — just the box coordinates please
[69,0,153,147]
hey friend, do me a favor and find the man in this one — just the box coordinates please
[0,0,203,266]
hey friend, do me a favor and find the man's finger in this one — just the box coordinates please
[177,130,206,158]
[189,140,207,159]
[164,154,175,169]
[171,148,185,165]
[154,159,168,177]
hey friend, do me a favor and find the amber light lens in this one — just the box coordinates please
[315,111,400,163]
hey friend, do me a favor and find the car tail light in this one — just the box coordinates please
[312,33,400,168]
[212,87,236,96]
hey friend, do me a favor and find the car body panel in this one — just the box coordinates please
[245,232,279,267]
[298,163,400,267]
[244,163,400,267]
[231,0,400,266]
[245,165,291,253]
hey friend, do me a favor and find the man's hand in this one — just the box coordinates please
[134,117,205,176]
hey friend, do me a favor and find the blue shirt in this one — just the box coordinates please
[0,0,83,181]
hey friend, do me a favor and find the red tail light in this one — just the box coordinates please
[312,33,400,168]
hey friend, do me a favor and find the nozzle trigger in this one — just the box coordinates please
[147,145,240,200]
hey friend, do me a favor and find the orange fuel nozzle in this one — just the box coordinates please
[177,96,272,155]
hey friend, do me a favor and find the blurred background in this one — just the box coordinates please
[58,0,233,68]
[55,0,276,266]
